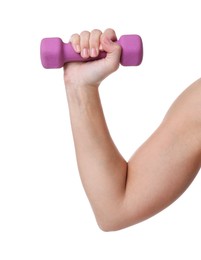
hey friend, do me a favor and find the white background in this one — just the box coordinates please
[0,0,201,259]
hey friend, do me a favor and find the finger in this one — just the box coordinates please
[102,28,117,43]
[99,28,117,51]
[100,28,121,70]
[70,33,81,53]
[80,30,90,58]
[100,28,120,54]
[89,29,102,57]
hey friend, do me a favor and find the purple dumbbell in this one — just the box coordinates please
[40,35,143,68]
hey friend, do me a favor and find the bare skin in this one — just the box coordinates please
[64,28,201,231]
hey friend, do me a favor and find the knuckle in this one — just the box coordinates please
[91,29,102,35]
[105,28,115,35]
[106,28,115,33]
[70,33,80,42]
[80,31,90,48]
[90,29,102,48]
[104,28,117,41]
[80,30,90,38]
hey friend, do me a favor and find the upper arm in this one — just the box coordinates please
[122,79,201,227]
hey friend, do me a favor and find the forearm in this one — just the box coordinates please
[66,85,127,228]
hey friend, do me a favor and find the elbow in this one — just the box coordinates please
[94,204,138,232]
[97,222,117,232]
[96,216,133,232]
[97,222,121,232]
[93,200,139,231]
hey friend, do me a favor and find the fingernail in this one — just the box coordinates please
[75,44,81,53]
[81,48,89,58]
[90,48,97,57]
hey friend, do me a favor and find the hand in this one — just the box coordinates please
[63,28,122,88]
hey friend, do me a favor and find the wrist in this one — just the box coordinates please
[66,83,100,105]
[65,82,100,91]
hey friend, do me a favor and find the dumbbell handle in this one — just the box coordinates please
[40,35,143,68]
[63,41,106,61]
